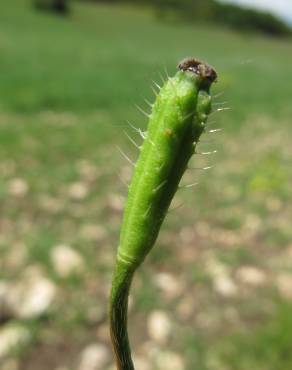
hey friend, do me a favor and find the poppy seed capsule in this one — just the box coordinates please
[110,58,217,370]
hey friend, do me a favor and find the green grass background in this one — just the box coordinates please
[1,0,292,369]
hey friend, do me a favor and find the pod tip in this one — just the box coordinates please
[178,57,217,84]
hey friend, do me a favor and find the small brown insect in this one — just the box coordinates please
[178,58,217,83]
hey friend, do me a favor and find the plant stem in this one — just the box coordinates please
[110,260,135,370]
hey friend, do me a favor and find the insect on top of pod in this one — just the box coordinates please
[178,57,217,84]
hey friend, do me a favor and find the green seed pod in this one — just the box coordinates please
[110,58,217,370]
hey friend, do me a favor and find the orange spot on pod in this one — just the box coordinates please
[164,128,173,137]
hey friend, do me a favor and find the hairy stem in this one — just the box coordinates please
[110,261,135,370]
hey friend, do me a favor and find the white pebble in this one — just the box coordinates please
[39,195,64,214]
[8,178,28,197]
[147,310,172,344]
[80,224,107,241]
[107,194,124,212]
[78,343,111,370]
[0,324,30,358]
[8,268,56,319]
[133,356,151,370]
[179,227,195,243]
[51,244,84,278]
[236,266,266,286]
[155,351,184,370]
[214,275,237,297]
[205,256,227,278]
[77,160,98,181]
[286,245,292,258]
[244,213,261,232]
[154,273,183,299]
[276,273,292,300]
[68,182,88,200]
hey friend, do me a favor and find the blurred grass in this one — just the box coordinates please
[0,0,292,369]
[1,0,292,123]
